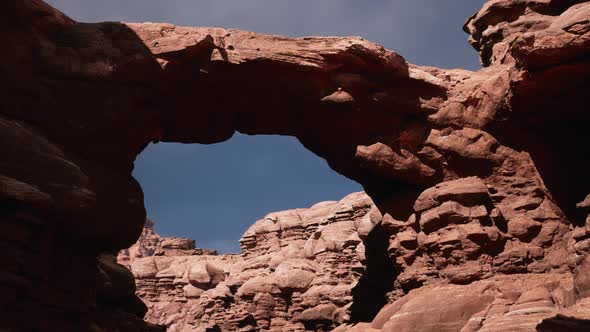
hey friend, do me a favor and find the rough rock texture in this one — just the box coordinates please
[337,272,590,332]
[2,0,590,331]
[335,193,590,331]
[117,219,218,268]
[128,192,392,331]
[118,219,162,267]
[377,175,569,294]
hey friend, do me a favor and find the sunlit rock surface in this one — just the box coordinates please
[125,193,390,331]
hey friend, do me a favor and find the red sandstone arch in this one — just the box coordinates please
[5,3,588,248]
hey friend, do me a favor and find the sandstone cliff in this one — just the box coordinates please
[127,183,590,331]
[125,193,392,331]
[118,219,162,267]
[1,0,589,331]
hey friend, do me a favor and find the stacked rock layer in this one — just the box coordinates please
[128,193,388,331]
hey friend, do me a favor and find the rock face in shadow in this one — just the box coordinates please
[1,0,589,331]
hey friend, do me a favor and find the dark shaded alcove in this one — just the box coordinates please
[487,60,590,225]
[349,223,398,323]
[536,315,590,332]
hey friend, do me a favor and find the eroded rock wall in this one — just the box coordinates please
[128,193,388,331]
[118,219,162,267]
[125,180,590,332]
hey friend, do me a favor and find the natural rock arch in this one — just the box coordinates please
[2,0,590,331]
[6,1,589,247]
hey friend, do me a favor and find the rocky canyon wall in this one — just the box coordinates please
[1,0,589,331]
[124,193,388,331]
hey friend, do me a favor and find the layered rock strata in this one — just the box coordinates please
[118,219,162,267]
[129,192,389,331]
[1,0,589,331]
[117,220,218,268]
[127,180,590,332]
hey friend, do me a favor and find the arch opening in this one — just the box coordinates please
[133,133,362,253]
[126,133,403,330]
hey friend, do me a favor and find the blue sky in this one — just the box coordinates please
[47,0,487,253]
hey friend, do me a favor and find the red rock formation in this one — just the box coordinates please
[118,219,162,267]
[127,193,388,331]
[118,220,218,268]
[1,0,589,331]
